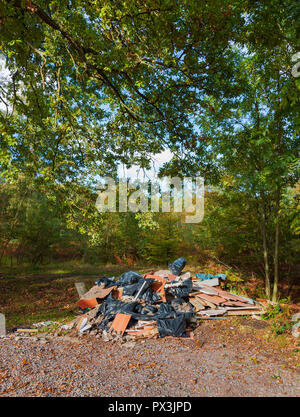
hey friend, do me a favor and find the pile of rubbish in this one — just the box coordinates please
[66,258,265,341]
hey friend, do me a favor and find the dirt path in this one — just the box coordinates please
[0,320,299,397]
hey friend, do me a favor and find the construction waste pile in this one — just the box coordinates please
[67,258,265,341]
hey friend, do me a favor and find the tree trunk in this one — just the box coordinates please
[260,192,271,299]
[272,186,281,302]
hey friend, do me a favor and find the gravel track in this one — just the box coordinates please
[0,321,299,397]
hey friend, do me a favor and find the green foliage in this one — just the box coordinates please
[261,300,296,335]
[0,0,299,302]
[138,213,181,265]
[261,303,282,320]
[0,0,246,181]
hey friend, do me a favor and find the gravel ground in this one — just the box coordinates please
[0,321,299,397]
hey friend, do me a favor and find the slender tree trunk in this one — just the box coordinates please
[272,185,281,302]
[260,192,271,299]
[0,238,11,266]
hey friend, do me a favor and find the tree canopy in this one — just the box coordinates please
[0,0,299,300]
[0,0,271,180]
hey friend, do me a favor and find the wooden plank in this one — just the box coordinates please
[225,306,262,310]
[197,278,219,287]
[227,309,265,316]
[196,293,227,306]
[192,286,219,295]
[227,293,255,304]
[189,298,199,311]
[195,295,216,309]
[126,328,158,337]
[16,328,38,333]
[0,314,5,337]
[75,282,87,298]
[196,284,219,294]
[199,308,227,316]
[216,289,251,303]
[222,300,250,307]
[196,316,227,320]
[81,285,116,300]
[189,296,209,307]
[189,298,205,311]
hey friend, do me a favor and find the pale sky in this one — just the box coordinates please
[117,149,173,181]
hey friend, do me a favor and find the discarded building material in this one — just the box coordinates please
[78,298,99,309]
[58,257,265,342]
[189,298,205,312]
[292,313,300,322]
[197,277,219,287]
[79,324,92,334]
[16,328,38,333]
[226,309,265,316]
[0,314,6,337]
[110,313,132,335]
[198,308,228,316]
[292,321,300,338]
[81,285,117,300]
[76,317,88,332]
[75,282,87,298]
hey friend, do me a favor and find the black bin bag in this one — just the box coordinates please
[157,315,186,337]
[168,257,186,276]
[117,271,143,285]
[122,278,154,297]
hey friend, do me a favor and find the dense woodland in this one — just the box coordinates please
[0,0,299,302]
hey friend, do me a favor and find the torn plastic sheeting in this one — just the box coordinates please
[140,287,161,304]
[96,293,193,332]
[155,302,193,321]
[168,257,186,276]
[156,302,177,318]
[96,295,138,329]
[195,273,226,281]
[122,278,154,297]
[117,271,143,285]
[157,315,186,338]
[97,295,137,317]
[97,294,161,329]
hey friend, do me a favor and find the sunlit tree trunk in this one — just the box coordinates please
[272,185,281,302]
[260,192,271,299]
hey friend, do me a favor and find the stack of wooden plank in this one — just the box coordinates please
[189,283,264,316]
